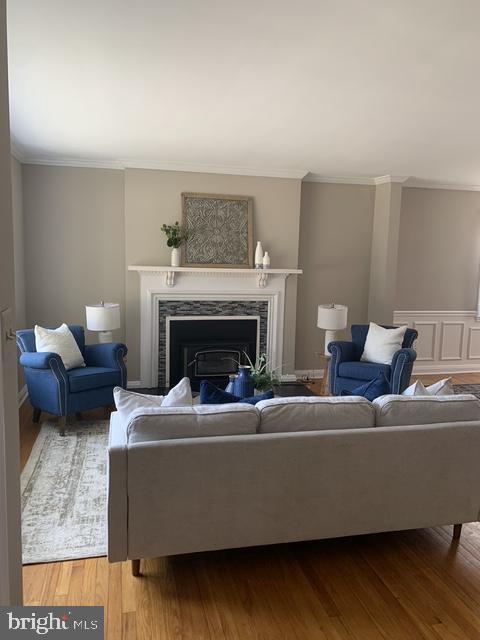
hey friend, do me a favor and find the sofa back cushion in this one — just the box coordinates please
[373,394,480,427]
[127,403,259,443]
[256,396,375,433]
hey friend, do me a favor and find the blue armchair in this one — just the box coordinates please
[328,324,418,396]
[17,325,127,435]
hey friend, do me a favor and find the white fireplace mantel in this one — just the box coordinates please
[128,265,302,388]
[128,265,302,288]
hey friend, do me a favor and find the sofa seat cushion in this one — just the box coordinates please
[68,366,120,393]
[126,404,259,443]
[256,396,375,433]
[338,361,391,382]
[373,394,480,427]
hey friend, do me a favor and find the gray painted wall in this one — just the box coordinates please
[295,182,375,370]
[22,165,125,344]
[396,187,480,310]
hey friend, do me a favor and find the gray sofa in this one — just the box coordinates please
[108,394,480,576]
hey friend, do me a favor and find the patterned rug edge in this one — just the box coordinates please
[21,420,109,565]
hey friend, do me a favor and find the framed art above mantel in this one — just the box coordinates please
[181,192,253,268]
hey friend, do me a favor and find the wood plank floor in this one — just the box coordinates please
[21,373,480,639]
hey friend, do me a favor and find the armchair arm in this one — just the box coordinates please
[84,343,128,388]
[19,351,66,371]
[328,341,358,396]
[327,341,356,363]
[390,348,417,394]
[19,352,68,416]
[84,343,128,368]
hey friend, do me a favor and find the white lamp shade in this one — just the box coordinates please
[85,303,121,331]
[317,304,348,330]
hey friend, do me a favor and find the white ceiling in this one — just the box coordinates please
[7,1,480,184]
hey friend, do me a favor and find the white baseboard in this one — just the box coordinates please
[127,380,142,389]
[18,385,28,407]
[294,369,325,379]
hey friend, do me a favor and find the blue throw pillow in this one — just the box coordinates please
[241,389,274,405]
[340,372,390,401]
[199,381,274,405]
[200,380,240,404]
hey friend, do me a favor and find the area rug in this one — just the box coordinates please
[21,420,109,564]
[453,384,480,399]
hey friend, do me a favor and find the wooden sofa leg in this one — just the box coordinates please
[58,416,66,437]
[32,408,41,423]
[131,559,141,576]
[453,524,462,540]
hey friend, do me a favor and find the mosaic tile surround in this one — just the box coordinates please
[158,299,269,387]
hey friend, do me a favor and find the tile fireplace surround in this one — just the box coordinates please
[128,266,302,388]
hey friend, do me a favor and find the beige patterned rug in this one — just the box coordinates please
[21,420,109,564]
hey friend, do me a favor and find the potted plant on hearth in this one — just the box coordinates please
[243,352,281,395]
[161,221,187,267]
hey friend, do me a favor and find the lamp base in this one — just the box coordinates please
[324,330,339,356]
[98,331,113,343]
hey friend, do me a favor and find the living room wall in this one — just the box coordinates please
[124,169,302,379]
[396,187,480,310]
[295,182,376,371]
[22,165,126,343]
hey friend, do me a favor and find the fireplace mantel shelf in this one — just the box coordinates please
[128,265,302,288]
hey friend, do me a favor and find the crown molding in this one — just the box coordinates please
[10,142,26,162]
[13,153,480,191]
[403,178,480,192]
[121,158,308,179]
[303,173,376,185]
[20,156,124,170]
[17,153,308,179]
[373,174,409,185]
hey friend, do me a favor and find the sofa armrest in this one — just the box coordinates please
[107,411,128,562]
[391,348,417,394]
[327,341,356,363]
[19,351,65,371]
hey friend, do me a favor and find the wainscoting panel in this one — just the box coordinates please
[394,311,480,374]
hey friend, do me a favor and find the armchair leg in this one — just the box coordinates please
[131,559,141,576]
[75,412,82,421]
[453,524,462,540]
[58,416,66,437]
[32,408,41,423]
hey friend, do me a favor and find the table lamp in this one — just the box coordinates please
[317,303,348,356]
[85,302,120,343]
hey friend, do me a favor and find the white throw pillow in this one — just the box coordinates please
[402,380,428,396]
[162,377,193,407]
[426,377,454,396]
[114,377,193,422]
[34,323,85,371]
[361,322,407,365]
[114,388,165,422]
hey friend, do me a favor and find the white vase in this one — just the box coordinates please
[170,247,181,267]
[262,251,271,268]
[255,241,263,269]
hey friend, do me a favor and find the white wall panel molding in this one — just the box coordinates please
[394,311,480,374]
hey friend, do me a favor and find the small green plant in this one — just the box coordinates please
[161,221,187,249]
[229,352,282,391]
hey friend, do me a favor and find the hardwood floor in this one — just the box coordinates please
[20,374,480,639]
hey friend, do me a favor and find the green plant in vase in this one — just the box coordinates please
[161,222,187,266]
[243,352,281,392]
